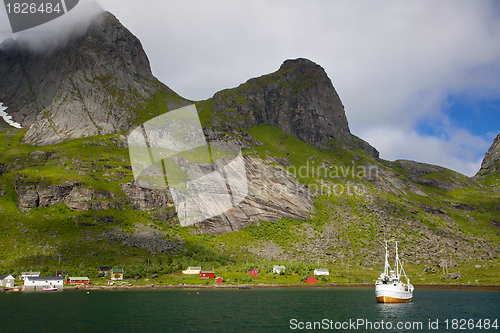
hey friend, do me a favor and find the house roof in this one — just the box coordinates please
[0,274,14,280]
[304,276,314,280]
[247,268,257,271]
[68,277,90,280]
[27,276,62,281]
[200,270,215,274]
[111,269,124,273]
[314,269,329,272]
[99,266,112,271]
[21,272,40,276]
[186,266,202,270]
[273,265,286,268]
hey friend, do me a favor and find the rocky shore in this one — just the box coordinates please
[61,283,500,291]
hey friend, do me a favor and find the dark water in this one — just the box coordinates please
[0,287,498,332]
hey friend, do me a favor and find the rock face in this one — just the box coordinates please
[14,156,316,234]
[15,181,116,212]
[477,133,500,176]
[207,58,378,158]
[0,11,182,145]
[121,182,172,210]
[196,156,316,234]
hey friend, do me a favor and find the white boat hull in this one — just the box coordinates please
[375,284,412,303]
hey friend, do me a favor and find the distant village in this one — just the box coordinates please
[0,265,332,292]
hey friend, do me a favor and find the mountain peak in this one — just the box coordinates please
[206,57,378,158]
[477,133,500,177]
[0,11,172,145]
[279,57,318,69]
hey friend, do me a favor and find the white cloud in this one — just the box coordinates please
[362,126,489,176]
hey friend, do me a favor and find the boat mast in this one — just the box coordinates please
[394,241,399,277]
[384,240,389,276]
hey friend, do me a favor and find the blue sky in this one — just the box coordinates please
[439,95,500,138]
[1,0,499,176]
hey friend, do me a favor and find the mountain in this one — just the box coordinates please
[0,10,498,284]
[200,58,379,159]
[0,12,187,146]
[477,133,500,177]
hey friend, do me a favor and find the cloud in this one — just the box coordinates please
[0,0,103,52]
[362,126,489,176]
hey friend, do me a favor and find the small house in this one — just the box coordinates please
[303,276,317,284]
[215,277,223,284]
[55,271,63,277]
[182,266,202,275]
[106,281,114,286]
[0,274,15,288]
[199,270,215,279]
[99,266,112,276]
[273,265,286,274]
[111,268,124,280]
[247,268,258,277]
[66,277,92,284]
[24,276,64,291]
[314,269,329,276]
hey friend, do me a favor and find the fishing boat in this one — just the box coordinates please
[42,287,58,292]
[375,240,414,303]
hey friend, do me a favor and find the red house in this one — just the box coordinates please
[247,268,258,277]
[303,276,317,284]
[199,270,215,279]
[215,277,223,284]
[66,277,92,284]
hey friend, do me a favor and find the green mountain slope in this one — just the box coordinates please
[0,11,498,286]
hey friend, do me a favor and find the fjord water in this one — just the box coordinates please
[0,288,498,332]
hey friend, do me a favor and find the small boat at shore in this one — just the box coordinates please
[43,287,58,292]
[375,240,414,303]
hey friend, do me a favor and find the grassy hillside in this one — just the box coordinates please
[0,111,499,286]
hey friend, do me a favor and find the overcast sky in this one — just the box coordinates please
[1,0,499,176]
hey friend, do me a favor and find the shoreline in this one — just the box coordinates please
[5,283,499,292]
[59,283,500,292]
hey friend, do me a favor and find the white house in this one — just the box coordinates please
[182,266,202,275]
[314,268,329,276]
[273,265,286,274]
[24,276,64,291]
[0,274,15,288]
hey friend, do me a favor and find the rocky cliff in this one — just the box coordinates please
[0,12,184,145]
[477,133,500,177]
[204,58,379,158]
